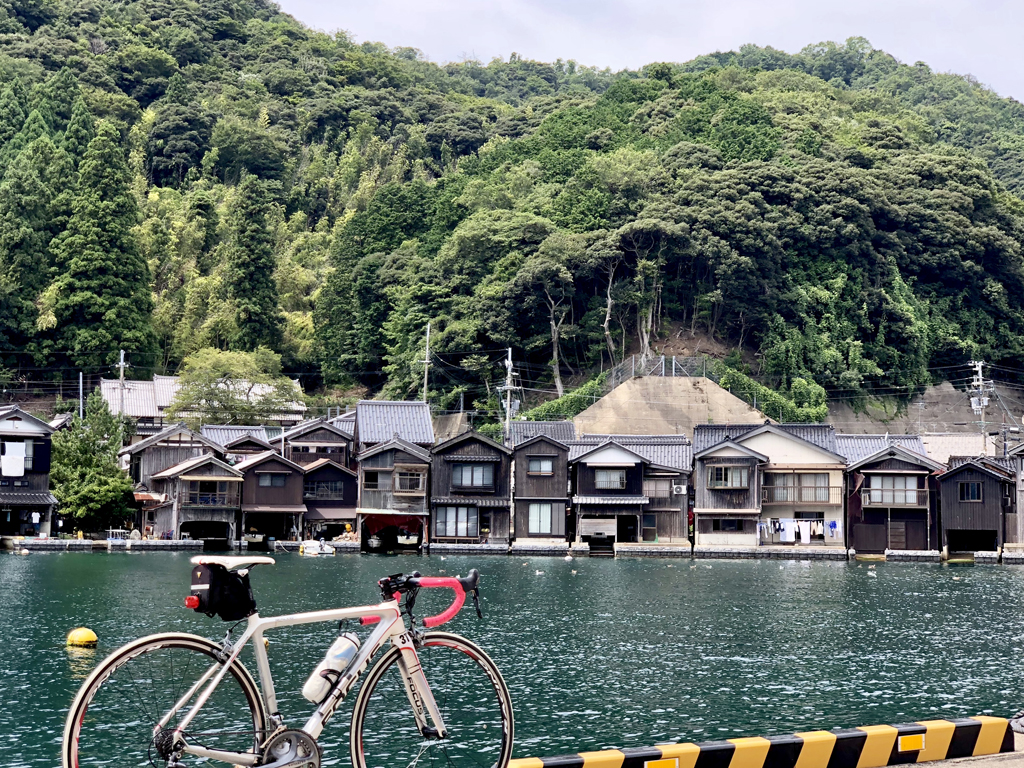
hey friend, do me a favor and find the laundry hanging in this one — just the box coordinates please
[797,521,812,543]
[1,441,25,477]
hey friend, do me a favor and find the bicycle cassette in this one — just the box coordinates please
[260,729,320,768]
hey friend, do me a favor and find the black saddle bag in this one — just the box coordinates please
[190,563,257,621]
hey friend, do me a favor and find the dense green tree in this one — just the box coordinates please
[225,174,282,351]
[0,80,26,150]
[48,122,155,370]
[60,97,96,163]
[167,346,303,427]
[50,391,136,531]
[147,102,213,186]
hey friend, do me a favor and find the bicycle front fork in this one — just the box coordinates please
[396,634,448,740]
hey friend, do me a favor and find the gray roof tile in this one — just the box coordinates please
[947,455,1015,474]
[568,435,692,471]
[693,423,836,453]
[507,421,576,447]
[0,491,56,505]
[834,434,928,463]
[201,425,272,446]
[356,401,435,446]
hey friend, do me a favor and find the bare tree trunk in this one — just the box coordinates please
[551,316,564,397]
[546,289,565,397]
[603,262,618,362]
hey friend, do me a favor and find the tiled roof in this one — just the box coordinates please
[0,491,56,505]
[693,423,836,453]
[151,455,241,480]
[921,433,995,464]
[506,421,576,447]
[567,435,692,471]
[234,451,303,472]
[99,375,306,421]
[99,378,161,418]
[201,425,272,447]
[947,455,1015,474]
[120,422,223,456]
[835,434,928,463]
[356,400,435,446]
[356,436,432,463]
[283,417,352,441]
[302,458,355,476]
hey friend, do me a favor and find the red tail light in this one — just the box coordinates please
[185,595,200,609]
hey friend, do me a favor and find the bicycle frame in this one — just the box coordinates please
[166,598,447,766]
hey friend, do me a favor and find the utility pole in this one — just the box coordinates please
[117,350,127,417]
[968,360,993,445]
[422,322,431,403]
[503,348,513,443]
[78,371,83,419]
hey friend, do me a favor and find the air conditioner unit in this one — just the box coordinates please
[672,484,687,495]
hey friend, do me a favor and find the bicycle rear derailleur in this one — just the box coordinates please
[259,729,320,768]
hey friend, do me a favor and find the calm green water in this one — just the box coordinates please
[3,552,1024,767]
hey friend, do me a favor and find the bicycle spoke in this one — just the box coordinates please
[352,633,511,768]
[67,637,263,768]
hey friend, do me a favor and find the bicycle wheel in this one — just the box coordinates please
[62,632,268,768]
[350,631,514,768]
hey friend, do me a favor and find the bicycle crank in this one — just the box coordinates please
[260,729,320,768]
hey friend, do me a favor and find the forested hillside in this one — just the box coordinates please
[3,0,1024,418]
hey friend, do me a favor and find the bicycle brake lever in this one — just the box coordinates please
[471,588,482,619]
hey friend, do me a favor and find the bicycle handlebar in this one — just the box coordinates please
[378,569,481,627]
[411,569,479,627]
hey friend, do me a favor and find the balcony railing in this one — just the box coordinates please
[185,492,239,507]
[762,486,843,505]
[645,496,681,510]
[860,489,929,507]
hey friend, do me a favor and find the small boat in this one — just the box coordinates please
[299,539,336,557]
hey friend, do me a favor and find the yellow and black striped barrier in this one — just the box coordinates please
[508,717,1014,768]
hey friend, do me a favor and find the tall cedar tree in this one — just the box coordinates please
[49,122,155,370]
[0,136,72,352]
[225,174,282,350]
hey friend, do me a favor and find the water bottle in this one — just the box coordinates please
[302,632,360,704]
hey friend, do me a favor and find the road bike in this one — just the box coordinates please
[62,556,514,768]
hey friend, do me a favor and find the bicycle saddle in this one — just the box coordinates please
[190,555,276,570]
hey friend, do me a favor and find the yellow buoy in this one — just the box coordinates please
[67,627,98,647]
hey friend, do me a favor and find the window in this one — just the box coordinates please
[13,479,28,487]
[258,474,286,487]
[363,471,391,491]
[595,469,626,489]
[643,479,672,498]
[304,480,347,499]
[959,482,983,502]
[712,519,743,532]
[452,463,494,488]
[434,506,479,538]
[642,513,658,542]
[528,503,552,534]
[868,475,916,505]
[527,458,554,475]
[708,466,748,489]
[765,473,829,502]
[395,471,425,492]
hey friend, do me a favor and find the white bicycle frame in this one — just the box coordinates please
[163,598,447,766]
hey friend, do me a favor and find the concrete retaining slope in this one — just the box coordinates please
[509,717,1013,768]
[572,377,766,437]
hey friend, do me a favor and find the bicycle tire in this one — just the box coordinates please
[62,632,269,768]
[350,631,514,768]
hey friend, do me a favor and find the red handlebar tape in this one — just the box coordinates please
[417,577,466,627]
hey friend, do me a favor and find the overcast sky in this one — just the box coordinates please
[276,0,1022,100]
